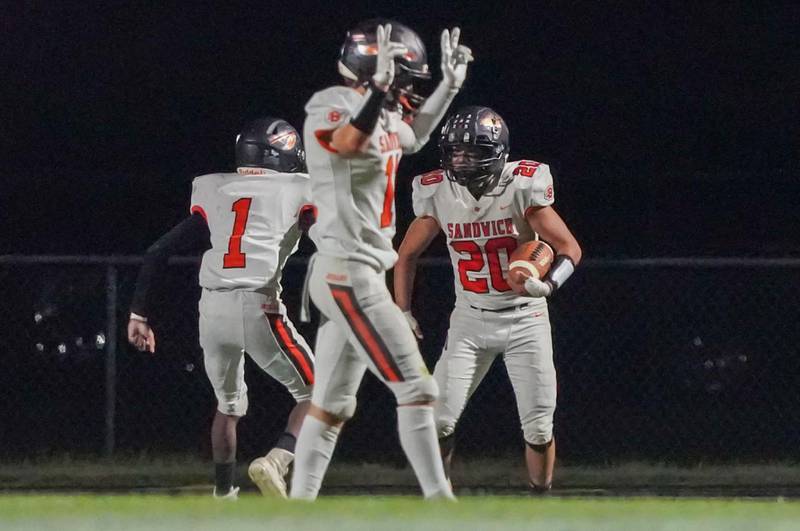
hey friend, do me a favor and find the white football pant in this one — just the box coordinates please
[434,303,556,445]
[199,289,314,416]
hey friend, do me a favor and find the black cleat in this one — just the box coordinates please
[528,482,552,495]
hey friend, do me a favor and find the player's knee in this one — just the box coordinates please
[526,437,553,454]
[290,382,313,403]
[432,397,458,438]
[522,418,553,447]
[317,393,358,421]
[393,375,439,406]
[216,390,248,417]
[436,416,456,439]
[521,396,555,447]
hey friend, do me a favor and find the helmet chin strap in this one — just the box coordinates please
[337,61,359,82]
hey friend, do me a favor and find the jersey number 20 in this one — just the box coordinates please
[450,237,517,293]
[223,197,252,269]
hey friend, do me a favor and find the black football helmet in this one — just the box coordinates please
[338,19,431,117]
[235,117,306,173]
[440,106,511,199]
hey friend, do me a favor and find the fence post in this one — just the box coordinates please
[104,264,118,457]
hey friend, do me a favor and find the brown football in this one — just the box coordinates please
[507,240,554,294]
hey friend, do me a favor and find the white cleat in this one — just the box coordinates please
[213,485,240,500]
[248,448,294,499]
[425,488,457,501]
[424,479,457,501]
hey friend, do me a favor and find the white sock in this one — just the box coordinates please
[289,415,340,500]
[397,405,454,499]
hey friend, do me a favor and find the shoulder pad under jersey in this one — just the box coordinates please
[412,169,446,199]
[507,160,548,189]
[191,172,226,190]
[304,86,363,116]
[273,171,311,182]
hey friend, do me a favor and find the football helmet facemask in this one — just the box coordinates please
[338,19,431,118]
[440,106,510,199]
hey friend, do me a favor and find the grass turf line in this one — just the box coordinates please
[4,456,800,490]
[1,495,799,531]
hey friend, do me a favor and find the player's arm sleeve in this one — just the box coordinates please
[305,88,361,154]
[404,82,460,153]
[290,177,316,232]
[520,163,555,213]
[297,204,317,232]
[129,213,210,317]
[411,171,442,218]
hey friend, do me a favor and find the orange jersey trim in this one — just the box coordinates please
[190,205,208,221]
[314,129,339,154]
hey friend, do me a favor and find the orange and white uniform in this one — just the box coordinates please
[411,161,557,445]
[302,86,437,419]
[190,170,315,415]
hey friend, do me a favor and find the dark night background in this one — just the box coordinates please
[2,1,800,465]
[3,1,799,257]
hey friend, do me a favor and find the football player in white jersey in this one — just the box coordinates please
[289,19,472,500]
[395,106,582,493]
[127,118,316,499]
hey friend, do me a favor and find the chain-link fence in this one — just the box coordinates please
[1,255,799,465]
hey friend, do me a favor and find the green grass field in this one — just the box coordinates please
[1,495,798,531]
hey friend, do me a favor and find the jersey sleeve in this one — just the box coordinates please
[396,119,418,154]
[297,176,313,209]
[304,87,363,153]
[411,169,445,218]
[189,176,212,220]
[511,161,555,210]
[291,174,316,222]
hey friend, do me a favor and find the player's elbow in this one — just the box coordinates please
[331,140,362,157]
[331,125,369,156]
[143,238,174,265]
[144,241,166,258]
[398,238,430,264]
[566,240,582,266]
[395,251,419,270]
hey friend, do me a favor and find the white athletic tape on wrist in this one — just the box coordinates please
[546,256,575,289]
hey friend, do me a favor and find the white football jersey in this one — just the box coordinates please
[190,170,312,292]
[304,86,417,272]
[412,160,555,310]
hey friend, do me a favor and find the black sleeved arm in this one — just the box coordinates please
[130,213,210,317]
[350,82,389,134]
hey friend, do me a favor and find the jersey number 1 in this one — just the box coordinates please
[223,197,252,269]
[380,154,400,228]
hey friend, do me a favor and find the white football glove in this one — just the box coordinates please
[440,27,474,89]
[403,310,424,340]
[372,24,409,90]
[523,277,553,298]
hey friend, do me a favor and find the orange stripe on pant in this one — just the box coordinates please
[329,284,403,383]
[266,314,314,385]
